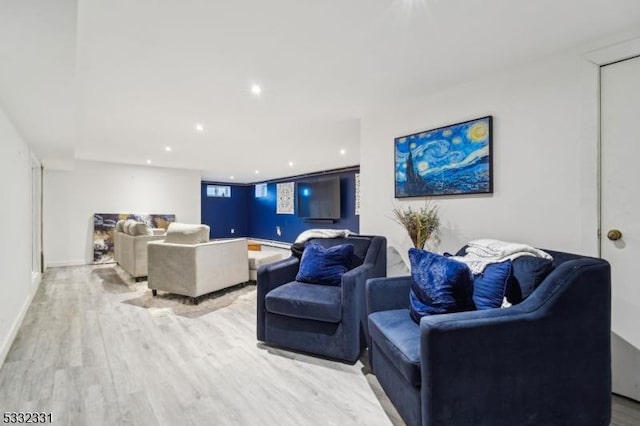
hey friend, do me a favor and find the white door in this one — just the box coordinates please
[601,55,640,402]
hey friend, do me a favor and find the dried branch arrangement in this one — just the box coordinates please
[391,201,440,249]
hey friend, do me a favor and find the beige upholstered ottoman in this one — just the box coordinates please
[248,251,285,281]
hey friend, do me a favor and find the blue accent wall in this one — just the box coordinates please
[201,169,359,243]
[201,183,250,239]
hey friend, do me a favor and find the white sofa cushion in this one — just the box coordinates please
[123,219,137,235]
[164,223,210,245]
[115,220,126,233]
[248,251,285,281]
[152,228,166,236]
[248,251,283,270]
[130,222,153,236]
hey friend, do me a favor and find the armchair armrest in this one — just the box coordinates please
[418,259,611,426]
[149,239,239,249]
[366,276,412,316]
[341,263,373,292]
[257,256,299,292]
[342,263,375,348]
[147,238,249,297]
[134,234,166,242]
[256,256,300,341]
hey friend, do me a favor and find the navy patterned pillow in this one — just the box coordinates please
[506,256,554,303]
[473,260,512,310]
[409,248,474,324]
[296,242,354,286]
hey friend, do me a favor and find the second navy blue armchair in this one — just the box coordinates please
[366,250,612,426]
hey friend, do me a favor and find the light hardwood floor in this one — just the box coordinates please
[0,265,400,425]
[0,265,638,425]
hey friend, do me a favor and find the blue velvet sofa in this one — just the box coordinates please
[366,249,611,426]
[257,235,386,363]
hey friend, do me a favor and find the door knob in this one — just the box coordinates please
[607,229,622,241]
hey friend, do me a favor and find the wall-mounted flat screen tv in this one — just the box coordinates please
[297,177,341,220]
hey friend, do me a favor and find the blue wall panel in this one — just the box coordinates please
[201,169,359,243]
[201,183,250,239]
[248,171,359,242]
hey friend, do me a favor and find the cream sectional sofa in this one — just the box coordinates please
[147,223,249,302]
[114,219,166,279]
[248,251,284,281]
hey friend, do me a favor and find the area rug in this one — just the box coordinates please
[92,265,256,318]
[92,266,136,294]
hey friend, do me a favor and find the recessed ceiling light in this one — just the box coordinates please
[165,146,172,152]
[251,84,262,96]
[340,149,346,155]
[288,161,294,167]
[230,176,235,180]
[194,123,204,132]
[146,160,152,164]
[255,170,260,174]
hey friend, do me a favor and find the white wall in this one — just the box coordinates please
[0,105,39,365]
[360,49,600,261]
[44,160,201,266]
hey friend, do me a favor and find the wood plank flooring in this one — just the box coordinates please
[612,394,640,426]
[0,265,400,425]
[1,264,638,425]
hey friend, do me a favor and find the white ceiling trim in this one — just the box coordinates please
[584,37,640,66]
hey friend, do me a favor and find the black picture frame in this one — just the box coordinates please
[394,116,493,198]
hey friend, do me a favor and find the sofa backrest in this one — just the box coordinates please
[308,235,385,271]
[542,249,595,268]
[309,236,370,268]
[517,255,610,329]
[455,245,606,305]
[164,223,210,245]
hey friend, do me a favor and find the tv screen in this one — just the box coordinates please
[297,177,341,220]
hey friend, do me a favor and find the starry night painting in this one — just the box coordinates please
[394,116,493,197]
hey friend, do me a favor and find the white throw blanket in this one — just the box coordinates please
[451,239,552,274]
[294,229,355,244]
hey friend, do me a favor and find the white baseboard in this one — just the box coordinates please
[45,259,86,268]
[0,272,42,368]
[31,271,41,288]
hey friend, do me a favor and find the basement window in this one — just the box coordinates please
[206,185,231,198]
[255,183,268,198]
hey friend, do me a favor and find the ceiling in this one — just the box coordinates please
[2,0,640,182]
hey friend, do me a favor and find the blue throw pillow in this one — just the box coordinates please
[296,242,354,286]
[473,260,512,310]
[506,256,554,304]
[409,248,474,324]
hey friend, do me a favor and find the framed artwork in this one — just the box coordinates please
[394,116,493,197]
[276,182,295,214]
[93,213,176,264]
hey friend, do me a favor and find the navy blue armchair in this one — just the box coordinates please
[257,235,386,363]
[366,250,611,426]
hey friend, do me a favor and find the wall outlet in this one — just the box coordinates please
[231,228,235,234]
[276,226,282,236]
